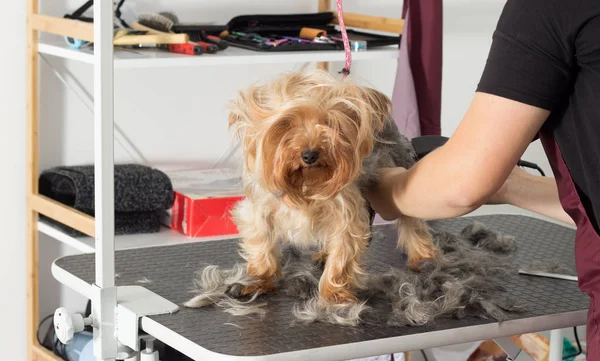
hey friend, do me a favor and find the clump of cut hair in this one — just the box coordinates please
[184,222,526,326]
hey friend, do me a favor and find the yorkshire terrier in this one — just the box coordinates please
[228,71,438,304]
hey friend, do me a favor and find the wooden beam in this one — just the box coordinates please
[33,343,64,361]
[317,0,330,71]
[333,12,404,34]
[318,0,330,12]
[30,195,96,237]
[31,14,95,42]
[26,1,39,360]
[317,62,330,71]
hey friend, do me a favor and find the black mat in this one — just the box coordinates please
[55,215,588,357]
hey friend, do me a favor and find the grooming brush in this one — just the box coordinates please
[112,29,188,45]
[155,12,225,52]
[130,20,202,55]
[138,13,219,54]
[158,11,179,24]
[138,12,176,33]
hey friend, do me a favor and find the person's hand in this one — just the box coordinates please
[365,167,408,221]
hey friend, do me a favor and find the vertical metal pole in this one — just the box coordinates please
[549,329,563,361]
[93,1,117,360]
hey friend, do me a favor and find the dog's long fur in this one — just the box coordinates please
[228,71,438,304]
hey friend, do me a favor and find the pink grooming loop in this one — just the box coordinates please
[336,0,352,77]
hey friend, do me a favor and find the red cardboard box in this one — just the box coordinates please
[164,169,244,238]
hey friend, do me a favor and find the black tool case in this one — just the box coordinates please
[222,12,400,52]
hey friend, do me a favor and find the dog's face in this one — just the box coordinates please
[229,71,390,208]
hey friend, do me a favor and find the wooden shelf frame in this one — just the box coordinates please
[25,1,404,360]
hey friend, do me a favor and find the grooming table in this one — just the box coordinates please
[52,215,588,361]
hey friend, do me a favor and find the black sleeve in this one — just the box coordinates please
[476,0,576,111]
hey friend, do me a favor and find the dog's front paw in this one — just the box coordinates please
[407,245,439,270]
[240,280,277,296]
[320,285,359,304]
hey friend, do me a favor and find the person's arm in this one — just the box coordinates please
[489,166,574,225]
[366,91,549,220]
[367,0,580,223]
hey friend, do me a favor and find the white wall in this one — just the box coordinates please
[0,0,26,359]
[1,0,556,359]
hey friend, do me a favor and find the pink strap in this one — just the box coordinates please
[335,0,351,77]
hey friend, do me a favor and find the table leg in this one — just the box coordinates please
[549,329,563,361]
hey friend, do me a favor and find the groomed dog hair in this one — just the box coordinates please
[226,70,438,304]
[184,223,524,327]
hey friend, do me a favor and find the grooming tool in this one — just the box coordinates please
[266,38,289,47]
[138,12,218,53]
[245,33,270,43]
[219,31,239,42]
[166,43,204,55]
[313,36,335,44]
[279,36,313,44]
[158,11,179,24]
[130,20,162,33]
[202,34,229,50]
[172,24,229,42]
[134,44,203,56]
[192,40,219,53]
[518,269,578,281]
[112,32,189,46]
[351,40,367,51]
[299,27,326,39]
[329,36,367,51]
[64,28,188,49]
[130,21,200,55]
[64,37,88,49]
[231,31,266,42]
[137,12,176,33]
[221,31,272,49]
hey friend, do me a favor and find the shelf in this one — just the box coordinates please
[38,219,234,253]
[38,39,400,68]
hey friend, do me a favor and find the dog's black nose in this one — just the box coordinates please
[301,150,319,165]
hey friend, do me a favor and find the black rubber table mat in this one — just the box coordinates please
[55,215,588,357]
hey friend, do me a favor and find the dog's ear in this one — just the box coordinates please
[363,87,393,133]
[351,86,393,158]
[327,83,393,158]
[228,84,270,129]
[228,83,274,174]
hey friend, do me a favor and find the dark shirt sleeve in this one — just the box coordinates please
[476,0,575,111]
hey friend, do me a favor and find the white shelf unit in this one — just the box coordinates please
[26,2,404,361]
[38,220,235,254]
[39,38,401,68]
